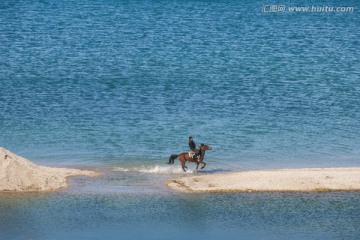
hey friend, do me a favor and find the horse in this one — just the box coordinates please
[167,144,212,172]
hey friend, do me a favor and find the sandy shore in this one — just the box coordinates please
[167,168,360,193]
[0,147,99,192]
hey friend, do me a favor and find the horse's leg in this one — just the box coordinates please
[181,161,188,172]
[179,154,187,172]
[201,162,206,169]
[196,162,199,171]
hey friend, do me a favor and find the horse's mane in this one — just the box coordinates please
[199,144,205,158]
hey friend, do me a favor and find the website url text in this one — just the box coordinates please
[262,5,355,13]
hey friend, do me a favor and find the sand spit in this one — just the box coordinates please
[0,147,99,192]
[167,168,360,193]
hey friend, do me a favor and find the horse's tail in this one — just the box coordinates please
[168,154,178,165]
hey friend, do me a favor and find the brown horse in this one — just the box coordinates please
[168,144,212,172]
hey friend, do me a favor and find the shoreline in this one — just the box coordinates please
[0,147,99,192]
[166,167,360,193]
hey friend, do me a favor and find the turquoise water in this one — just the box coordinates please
[1,0,360,239]
[1,189,360,240]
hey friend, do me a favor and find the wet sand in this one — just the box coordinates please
[167,168,360,192]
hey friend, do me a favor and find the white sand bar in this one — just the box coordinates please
[0,147,99,192]
[167,168,360,192]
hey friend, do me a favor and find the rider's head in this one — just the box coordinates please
[189,136,193,139]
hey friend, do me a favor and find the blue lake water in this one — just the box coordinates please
[0,0,359,239]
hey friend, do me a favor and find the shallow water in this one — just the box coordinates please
[1,0,360,239]
[1,172,360,240]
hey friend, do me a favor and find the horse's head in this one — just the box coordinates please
[200,144,212,151]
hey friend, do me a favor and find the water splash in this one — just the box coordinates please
[112,165,196,174]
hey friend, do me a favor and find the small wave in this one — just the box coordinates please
[112,167,130,172]
[112,165,195,174]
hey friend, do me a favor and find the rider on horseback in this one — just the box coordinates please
[188,136,201,163]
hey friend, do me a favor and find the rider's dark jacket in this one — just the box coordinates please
[189,139,199,153]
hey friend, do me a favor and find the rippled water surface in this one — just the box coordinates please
[1,185,360,240]
[1,0,359,239]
